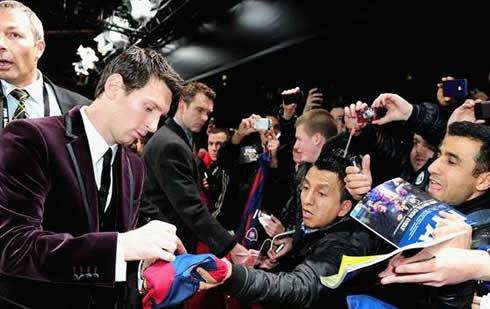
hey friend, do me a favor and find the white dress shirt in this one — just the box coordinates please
[80,106,126,282]
[1,70,62,120]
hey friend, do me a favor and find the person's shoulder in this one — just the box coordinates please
[56,85,91,105]
[45,78,91,105]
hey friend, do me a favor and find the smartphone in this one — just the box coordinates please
[442,79,468,98]
[258,211,272,228]
[254,118,271,130]
[475,100,490,120]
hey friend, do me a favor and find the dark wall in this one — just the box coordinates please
[200,2,489,128]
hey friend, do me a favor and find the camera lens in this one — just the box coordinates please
[363,108,374,119]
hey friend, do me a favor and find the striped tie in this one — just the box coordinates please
[10,88,29,120]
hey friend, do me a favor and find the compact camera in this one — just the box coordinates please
[253,118,271,130]
[281,91,304,105]
[356,107,378,124]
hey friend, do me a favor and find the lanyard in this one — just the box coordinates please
[1,82,50,129]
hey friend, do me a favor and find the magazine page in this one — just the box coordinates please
[350,177,472,248]
[320,230,465,289]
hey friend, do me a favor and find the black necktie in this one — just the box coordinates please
[10,88,29,120]
[98,148,113,217]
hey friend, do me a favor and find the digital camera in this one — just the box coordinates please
[281,91,304,105]
[356,107,377,124]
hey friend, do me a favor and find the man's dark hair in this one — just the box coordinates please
[94,46,183,99]
[325,96,345,112]
[313,149,354,203]
[208,127,230,140]
[447,121,490,176]
[180,82,216,104]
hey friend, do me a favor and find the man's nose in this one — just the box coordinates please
[147,116,159,133]
[428,157,440,175]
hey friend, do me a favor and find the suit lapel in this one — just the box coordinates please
[64,107,99,232]
[117,147,136,231]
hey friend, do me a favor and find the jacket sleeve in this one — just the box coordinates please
[222,226,379,308]
[223,263,323,309]
[406,102,446,147]
[146,141,236,257]
[0,121,118,284]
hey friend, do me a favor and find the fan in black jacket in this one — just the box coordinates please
[219,152,391,309]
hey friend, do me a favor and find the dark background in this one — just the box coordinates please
[25,1,489,128]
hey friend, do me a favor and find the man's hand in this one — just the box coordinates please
[345,154,372,200]
[120,220,186,262]
[197,258,233,290]
[232,114,261,144]
[266,139,280,160]
[448,99,486,126]
[303,88,323,113]
[379,212,477,286]
[229,243,251,265]
[371,93,413,125]
[267,236,293,264]
[436,76,457,106]
[262,214,285,237]
[282,103,297,120]
[344,101,369,134]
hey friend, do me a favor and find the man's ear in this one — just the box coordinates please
[312,132,324,146]
[104,74,124,100]
[476,172,490,192]
[35,40,45,60]
[337,200,352,217]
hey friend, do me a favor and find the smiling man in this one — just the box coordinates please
[0,1,90,131]
[345,121,490,308]
[217,151,388,309]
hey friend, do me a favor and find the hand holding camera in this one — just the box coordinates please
[232,114,262,144]
[344,101,370,133]
[447,99,488,127]
[371,93,412,125]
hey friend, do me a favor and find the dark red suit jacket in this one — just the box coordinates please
[0,106,144,308]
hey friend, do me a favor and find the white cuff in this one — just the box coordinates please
[115,234,127,282]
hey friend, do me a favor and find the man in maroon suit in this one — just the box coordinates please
[0,46,184,308]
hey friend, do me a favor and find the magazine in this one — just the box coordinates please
[320,230,465,289]
[350,177,472,248]
[320,177,473,289]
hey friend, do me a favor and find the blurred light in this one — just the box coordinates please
[72,45,99,76]
[93,33,114,56]
[129,0,162,26]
